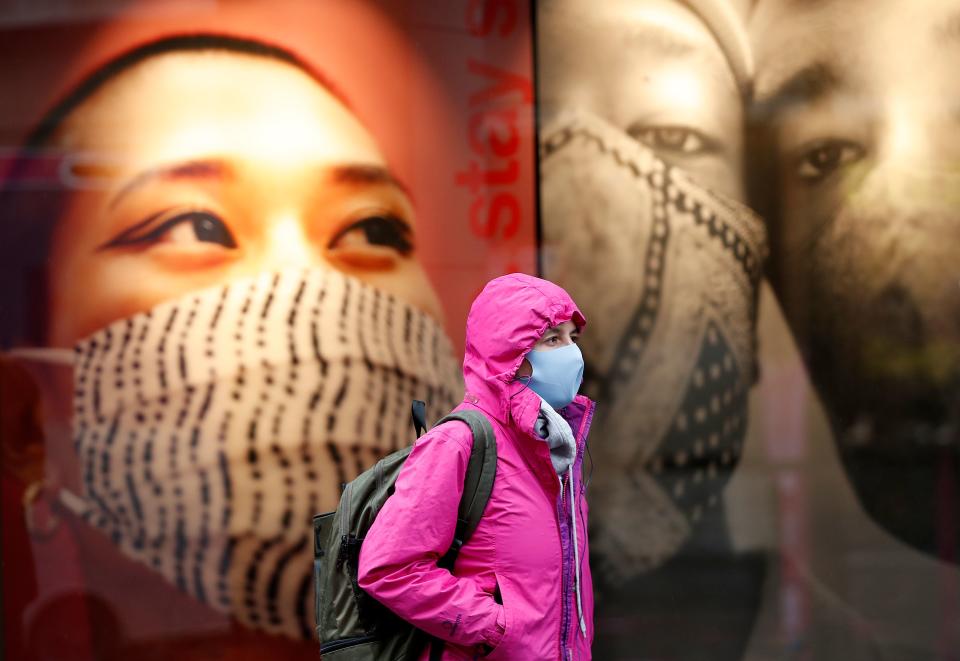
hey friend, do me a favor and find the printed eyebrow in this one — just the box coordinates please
[618,21,737,94]
[109,159,234,210]
[330,164,412,198]
[755,61,845,116]
[935,9,960,44]
[622,23,698,58]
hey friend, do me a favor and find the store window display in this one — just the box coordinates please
[0,34,462,660]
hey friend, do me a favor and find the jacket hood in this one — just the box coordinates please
[462,273,587,424]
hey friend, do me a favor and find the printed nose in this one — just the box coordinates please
[863,168,960,217]
[837,191,960,339]
[847,160,960,233]
[868,111,960,216]
[262,214,318,270]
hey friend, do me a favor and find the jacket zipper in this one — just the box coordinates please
[557,471,571,659]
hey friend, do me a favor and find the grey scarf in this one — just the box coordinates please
[533,398,577,475]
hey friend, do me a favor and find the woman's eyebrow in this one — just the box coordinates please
[330,164,412,199]
[109,159,235,210]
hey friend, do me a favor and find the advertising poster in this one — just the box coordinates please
[537,0,958,660]
[0,2,535,659]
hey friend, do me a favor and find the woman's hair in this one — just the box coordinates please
[0,33,350,347]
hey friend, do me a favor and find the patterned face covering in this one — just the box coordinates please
[539,111,767,581]
[18,268,462,639]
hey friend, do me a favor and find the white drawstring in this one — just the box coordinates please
[560,471,587,637]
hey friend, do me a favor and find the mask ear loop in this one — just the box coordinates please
[513,374,532,390]
[23,481,60,540]
[508,352,534,401]
[7,347,76,366]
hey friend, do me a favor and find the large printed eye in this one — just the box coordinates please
[627,124,712,155]
[102,209,237,249]
[795,139,865,183]
[327,214,414,256]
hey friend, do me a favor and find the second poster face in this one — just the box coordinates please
[536,0,958,659]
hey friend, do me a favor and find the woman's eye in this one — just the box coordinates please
[328,215,413,256]
[795,140,865,183]
[627,125,710,155]
[103,210,236,249]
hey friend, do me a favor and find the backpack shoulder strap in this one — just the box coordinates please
[411,400,428,438]
[424,409,497,661]
[434,409,497,568]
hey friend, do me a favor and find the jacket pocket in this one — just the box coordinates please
[482,574,511,659]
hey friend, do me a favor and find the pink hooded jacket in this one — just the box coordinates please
[358,273,595,660]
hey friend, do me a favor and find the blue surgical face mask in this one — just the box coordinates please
[524,342,585,410]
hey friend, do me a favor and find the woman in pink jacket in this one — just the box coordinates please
[358,273,596,660]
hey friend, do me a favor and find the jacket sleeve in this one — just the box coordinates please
[357,423,504,649]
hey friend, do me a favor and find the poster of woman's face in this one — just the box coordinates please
[0,2,536,659]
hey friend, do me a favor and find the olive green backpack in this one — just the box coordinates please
[313,401,497,659]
